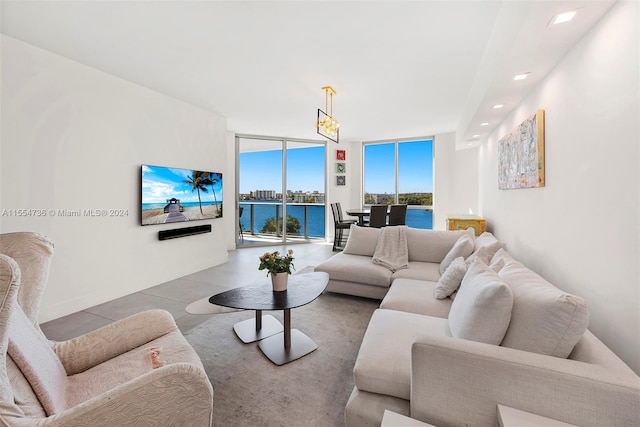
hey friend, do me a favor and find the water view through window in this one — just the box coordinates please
[238,136,433,244]
[364,139,433,229]
[239,137,326,241]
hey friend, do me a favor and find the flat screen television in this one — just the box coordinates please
[141,164,223,226]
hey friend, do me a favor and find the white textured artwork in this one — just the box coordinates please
[498,109,545,189]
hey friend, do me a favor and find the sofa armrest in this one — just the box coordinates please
[52,309,178,375]
[5,362,213,427]
[410,334,640,427]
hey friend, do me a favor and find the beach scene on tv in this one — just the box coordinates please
[142,165,223,225]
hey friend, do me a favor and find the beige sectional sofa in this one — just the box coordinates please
[315,226,474,300]
[315,226,640,427]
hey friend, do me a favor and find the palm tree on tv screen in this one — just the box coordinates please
[183,170,210,215]
[206,172,222,218]
[206,172,220,204]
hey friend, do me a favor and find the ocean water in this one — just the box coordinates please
[142,201,222,210]
[240,201,432,238]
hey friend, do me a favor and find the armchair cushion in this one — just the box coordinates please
[53,309,181,375]
[0,232,54,326]
[8,305,68,415]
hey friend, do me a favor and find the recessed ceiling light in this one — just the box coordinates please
[480,122,489,126]
[472,134,480,138]
[514,72,530,81]
[552,10,577,25]
[493,104,504,109]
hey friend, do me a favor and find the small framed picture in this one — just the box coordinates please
[335,162,346,173]
[336,176,346,186]
[336,150,346,161]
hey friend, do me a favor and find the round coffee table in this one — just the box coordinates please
[208,272,329,365]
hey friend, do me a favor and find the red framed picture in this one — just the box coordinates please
[336,150,346,160]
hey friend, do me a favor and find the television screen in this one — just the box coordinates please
[141,164,223,226]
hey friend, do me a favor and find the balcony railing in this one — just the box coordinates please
[239,202,326,241]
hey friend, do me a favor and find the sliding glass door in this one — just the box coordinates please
[237,135,325,246]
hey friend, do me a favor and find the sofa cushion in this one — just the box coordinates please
[488,248,512,273]
[439,230,474,274]
[391,261,440,282]
[448,260,513,345]
[466,241,506,266]
[343,225,380,257]
[498,259,589,358]
[381,279,452,318]
[474,231,498,252]
[406,229,471,263]
[314,252,392,287]
[434,257,467,299]
[354,309,449,400]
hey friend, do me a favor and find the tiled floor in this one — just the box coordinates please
[41,242,336,341]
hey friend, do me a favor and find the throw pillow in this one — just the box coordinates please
[488,257,505,273]
[343,225,380,257]
[439,229,475,274]
[491,247,512,265]
[474,231,498,252]
[466,241,506,266]
[498,259,589,358]
[447,259,513,345]
[433,257,467,299]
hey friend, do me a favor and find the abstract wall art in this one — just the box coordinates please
[498,109,545,189]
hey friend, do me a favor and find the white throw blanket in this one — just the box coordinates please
[372,226,409,272]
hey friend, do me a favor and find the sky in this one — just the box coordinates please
[364,139,433,193]
[239,140,433,195]
[142,165,223,204]
[240,146,325,194]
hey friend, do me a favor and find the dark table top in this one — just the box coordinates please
[208,272,329,311]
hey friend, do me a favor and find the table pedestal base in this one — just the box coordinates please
[258,329,318,365]
[233,313,283,343]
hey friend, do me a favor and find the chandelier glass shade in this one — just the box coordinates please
[315,86,340,143]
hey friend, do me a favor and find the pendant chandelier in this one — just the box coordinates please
[315,86,340,143]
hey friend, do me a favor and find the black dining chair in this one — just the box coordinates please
[388,204,408,226]
[368,205,388,228]
[331,202,357,251]
[238,206,244,242]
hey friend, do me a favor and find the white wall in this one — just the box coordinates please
[325,140,360,241]
[1,36,231,322]
[478,1,639,373]
[433,132,479,230]
[336,133,478,233]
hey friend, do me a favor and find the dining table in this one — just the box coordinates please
[346,208,389,226]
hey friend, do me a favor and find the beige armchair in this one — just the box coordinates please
[0,232,213,426]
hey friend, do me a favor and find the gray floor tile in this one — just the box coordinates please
[84,292,189,321]
[42,242,336,340]
[41,311,114,341]
[141,277,221,303]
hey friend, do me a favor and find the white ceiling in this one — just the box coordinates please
[1,1,615,148]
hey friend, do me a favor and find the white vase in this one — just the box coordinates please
[271,272,288,292]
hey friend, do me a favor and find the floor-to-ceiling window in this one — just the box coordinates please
[363,138,433,229]
[237,135,326,246]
